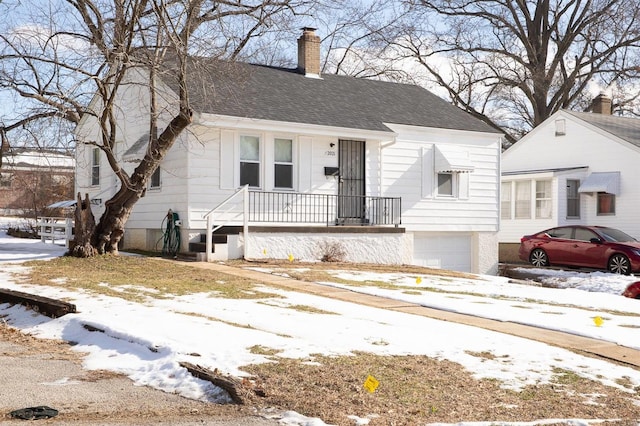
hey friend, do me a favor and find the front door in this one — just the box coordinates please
[338,139,366,224]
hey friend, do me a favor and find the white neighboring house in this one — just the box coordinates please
[74,29,503,274]
[499,94,640,262]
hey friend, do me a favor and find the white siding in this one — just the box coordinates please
[501,111,640,241]
[184,131,344,230]
[75,68,175,219]
[75,69,501,274]
[383,124,501,233]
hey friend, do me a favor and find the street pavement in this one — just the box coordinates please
[0,331,279,425]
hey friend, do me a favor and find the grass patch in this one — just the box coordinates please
[511,304,533,309]
[552,368,584,385]
[285,304,337,315]
[248,345,282,356]
[614,376,638,391]
[465,350,496,360]
[20,256,281,301]
[243,353,640,425]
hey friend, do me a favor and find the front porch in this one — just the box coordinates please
[246,190,402,227]
[193,187,404,262]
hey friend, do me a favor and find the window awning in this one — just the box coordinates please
[47,200,76,208]
[434,145,474,173]
[578,172,620,195]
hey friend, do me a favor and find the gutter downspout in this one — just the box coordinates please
[379,137,397,196]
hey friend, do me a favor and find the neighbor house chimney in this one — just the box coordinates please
[297,27,321,78]
[591,92,612,115]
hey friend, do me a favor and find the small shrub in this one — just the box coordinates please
[319,241,346,262]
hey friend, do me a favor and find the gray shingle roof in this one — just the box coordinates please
[566,110,640,148]
[169,60,499,134]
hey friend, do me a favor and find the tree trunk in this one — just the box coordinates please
[69,110,193,258]
[91,186,143,254]
[71,193,97,258]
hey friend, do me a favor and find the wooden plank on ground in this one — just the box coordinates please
[0,289,76,318]
[179,361,263,404]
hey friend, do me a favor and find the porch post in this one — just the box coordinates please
[65,218,73,248]
[206,214,213,262]
[243,185,249,259]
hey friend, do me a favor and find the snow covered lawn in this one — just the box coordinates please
[0,221,638,426]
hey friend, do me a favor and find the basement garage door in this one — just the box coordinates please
[413,233,472,272]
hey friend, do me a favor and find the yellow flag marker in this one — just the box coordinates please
[416,276,422,285]
[262,249,267,256]
[593,316,604,327]
[288,253,294,262]
[363,375,379,393]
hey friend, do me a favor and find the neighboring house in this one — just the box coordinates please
[499,93,640,262]
[74,28,503,274]
[0,146,74,217]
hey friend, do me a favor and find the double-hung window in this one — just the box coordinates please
[501,181,512,219]
[274,138,293,189]
[566,179,580,218]
[240,135,261,188]
[91,147,100,186]
[535,180,552,218]
[514,180,531,219]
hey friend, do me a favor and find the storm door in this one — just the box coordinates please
[338,139,366,224]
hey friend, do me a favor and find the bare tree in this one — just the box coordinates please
[313,0,412,80]
[395,0,640,141]
[0,0,312,256]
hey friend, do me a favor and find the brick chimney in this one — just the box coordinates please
[591,92,612,115]
[297,27,321,78]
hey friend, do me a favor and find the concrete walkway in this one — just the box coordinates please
[178,261,640,369]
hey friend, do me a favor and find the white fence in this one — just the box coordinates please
[37,217,73,247]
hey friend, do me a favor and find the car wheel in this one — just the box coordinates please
[529,249,549,267]
[608,254,631,275]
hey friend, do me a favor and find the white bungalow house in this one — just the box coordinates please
[74,29,503,274]
[499,94,640,262]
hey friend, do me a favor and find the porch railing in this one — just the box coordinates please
[203,185,249,262]
[37,217,74,248]
[248,191,401,226]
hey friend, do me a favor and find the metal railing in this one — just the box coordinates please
[248,191,401,226]
[199,189,401,261]
[203,185,249,262]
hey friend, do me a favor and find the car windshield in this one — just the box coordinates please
[598,227,637,242]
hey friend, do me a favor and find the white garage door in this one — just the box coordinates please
[413,233,472,272]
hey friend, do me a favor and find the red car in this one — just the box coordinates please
[623,282,640,299]
[519,225,640,275]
